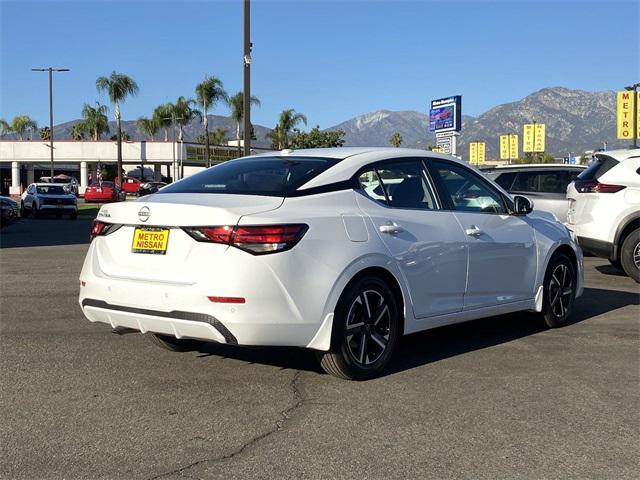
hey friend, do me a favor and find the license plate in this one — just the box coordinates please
[57,204,64,208]
[132,227,170,254]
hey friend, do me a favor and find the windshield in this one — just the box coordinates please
[158,157,339,196]
[36,185,67,195]
[90,182,114,188]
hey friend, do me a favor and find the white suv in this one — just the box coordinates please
[566,149,640,282]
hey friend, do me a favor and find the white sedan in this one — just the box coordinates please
[79,148,583,380]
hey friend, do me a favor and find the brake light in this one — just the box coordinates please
[574,180,626,194]
[90,220,122,240]
[183,224,308,254]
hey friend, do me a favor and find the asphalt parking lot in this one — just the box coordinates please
[1,217,638,480]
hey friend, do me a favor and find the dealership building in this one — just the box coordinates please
[0,140,251,196]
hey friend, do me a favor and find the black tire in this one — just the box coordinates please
[620,227,640,283]
[70,212,77,220]
[19,201,25,217]
[148,333,202,352]
[316,275,400,380]
[32,203,39,218]
[540,253,577,328]
[608,258,623,271]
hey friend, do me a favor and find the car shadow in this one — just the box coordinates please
[0,217,93,248]
[190,287,639,377]
[595,264,627,277]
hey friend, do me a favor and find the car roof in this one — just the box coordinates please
[594,149,640,161]
[483,163,586,171]
[33,182,68,186]
[256,147,470,190]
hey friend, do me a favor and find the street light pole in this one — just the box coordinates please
[32,67,69,181]
[243,0,252,157]
[624,83,640,149]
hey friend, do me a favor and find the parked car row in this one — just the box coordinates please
[483,150,639,282]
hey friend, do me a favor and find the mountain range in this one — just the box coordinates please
[2,87,627,157]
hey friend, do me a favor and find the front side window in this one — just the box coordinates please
[358,160,438,210]
[431,161,507,214]
[36,185,66,195]
[158,157,338,196]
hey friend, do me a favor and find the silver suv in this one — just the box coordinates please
[483,164,585,221]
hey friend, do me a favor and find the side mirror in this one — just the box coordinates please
[513,195,534,215]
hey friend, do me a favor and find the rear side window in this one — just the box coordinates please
[493,172,516,190]
[158,157,338,196]
[578,155,619,181]
[358,160,439,210]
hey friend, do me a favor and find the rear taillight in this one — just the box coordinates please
[90,220,122,240]
[574,180,626,194]
[183,224,308,255]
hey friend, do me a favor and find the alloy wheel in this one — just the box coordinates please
[633,242,640,269]
[345,289,391,366]
[549,263,573,318]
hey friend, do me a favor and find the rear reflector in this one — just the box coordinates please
[574,180,626,194]
[183,224,308,255]
[90,220,122,240]
[208,296,246,304]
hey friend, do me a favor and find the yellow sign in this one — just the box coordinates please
[523,123,545,153]
[617,91,636,139]
[132,228,170,254]
[499,135,509,160]
[534,123,545,152]
[509,134,518,159]
[431,147,445,153]
[500,134,519,160]
[469,142,485,165]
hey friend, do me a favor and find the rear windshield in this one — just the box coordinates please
[90,182,114,187]
[578,155,619,181]
[158,157,339,196]
[36,185,66,195]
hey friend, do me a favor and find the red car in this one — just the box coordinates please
[84,181,121,203]
[120,177,142,194]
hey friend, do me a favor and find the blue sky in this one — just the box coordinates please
[1,0,638,130]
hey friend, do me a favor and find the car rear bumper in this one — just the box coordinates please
[81,298,237,344]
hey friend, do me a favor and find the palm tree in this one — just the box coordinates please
[273,109,307,149]
[389,132,403,148]
[96,72,139,184]
[0,119,10,136]
[171,96,201,142]
[39,126,51,141]
[81,102,110,140]
[153,104,174,141]
[195,76,228,167]
[227,92,261,154]
[71,123,87,141]
[9,115,38,140]
[136,117,160,141]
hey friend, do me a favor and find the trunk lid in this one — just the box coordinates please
[93,194,284,283]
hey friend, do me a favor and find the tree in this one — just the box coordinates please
[8,115,38,140]
[136,117,160,141]
[72,123,87,141]
[171,96,201,142]
[0,119,10,135]
[195,76,228,167]
[389,132,403,148]
[227,92,260,154]
[289,126,346,149]
[96,72,139,185]
[81,102,110,140]
[39,126,51,141]
[153,103,174,141]
[269,109,307,150]
[196,127,228,146]
[110,131,130,141]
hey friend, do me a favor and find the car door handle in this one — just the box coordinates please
[465,225,482,237]
[379,222,404,234]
